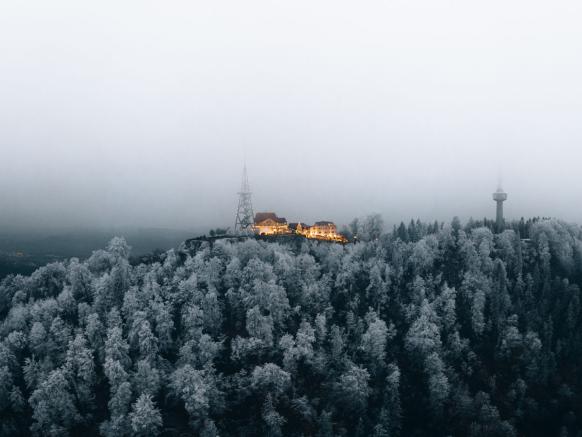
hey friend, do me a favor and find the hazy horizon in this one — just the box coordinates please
[2,0,582,232]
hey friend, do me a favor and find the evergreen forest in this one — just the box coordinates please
[1,216,582,436]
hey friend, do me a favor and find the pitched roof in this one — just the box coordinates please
[314,221,335,226]
[289,222,309,230]
[254,212,287,224]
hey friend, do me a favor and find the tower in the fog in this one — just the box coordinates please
[492,186,507,232]
[234,164,255,234]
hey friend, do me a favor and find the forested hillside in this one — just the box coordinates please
[1,217,582,436]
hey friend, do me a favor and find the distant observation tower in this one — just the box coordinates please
[492,187,508,232]
[234,164,255,234]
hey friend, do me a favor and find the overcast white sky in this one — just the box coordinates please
[1,0,581,230]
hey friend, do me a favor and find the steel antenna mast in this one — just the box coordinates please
[234,163,255,233]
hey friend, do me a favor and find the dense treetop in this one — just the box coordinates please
[1,217,582,436]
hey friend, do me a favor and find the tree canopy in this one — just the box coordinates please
[1,217,582,436]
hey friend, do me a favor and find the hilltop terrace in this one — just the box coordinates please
[253,212,348,243]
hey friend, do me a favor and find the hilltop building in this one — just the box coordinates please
[254,212,347,242]
[289,222,309,234]
[254,212,289,235]
[307,221,338,239]
[233,166,346,242]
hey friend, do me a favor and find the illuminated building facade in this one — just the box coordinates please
[255,213,347,242]
[289,222,309,235]
[307,221,337,238]
[254,212,290,235]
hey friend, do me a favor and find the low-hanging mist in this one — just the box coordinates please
[2,1,582,231]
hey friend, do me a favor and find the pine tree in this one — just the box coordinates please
[129,394,162,436]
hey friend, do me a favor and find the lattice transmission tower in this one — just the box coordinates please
[234,164,255,234]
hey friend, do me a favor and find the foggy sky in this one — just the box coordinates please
[1,0,582,231]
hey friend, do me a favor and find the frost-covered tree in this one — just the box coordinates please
[29,369,80,436]
[0,223,581,436]
[129,394,162,436]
